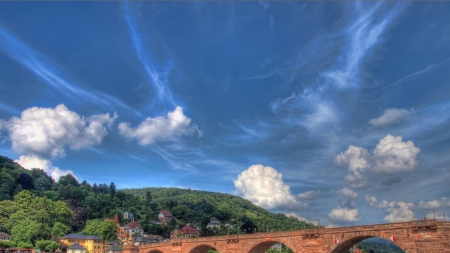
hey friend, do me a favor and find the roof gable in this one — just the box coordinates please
[69,243,86,250]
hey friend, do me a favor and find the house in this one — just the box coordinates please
[158,210,172,223]
[105,244,122,253]
[0,232,11,241]
[186,223,200,231]
[123,221,144,236]
[207,217,221,229]
[122,211,135,220]
[59,234,109,253]
[181,225,198,238]
[143,234,164,244]
[117,227,127,243]
[67,243,86,253]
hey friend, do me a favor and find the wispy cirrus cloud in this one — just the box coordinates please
[0,26,138,115]
[123,2,176,108]
[269,2,406,137]
[323,2,406,89]
[372,57,450,95]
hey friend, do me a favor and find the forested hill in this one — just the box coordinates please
[0,154,313,242]
[121,187,309,232]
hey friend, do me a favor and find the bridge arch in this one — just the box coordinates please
[330,235,406,253]
[246,239,297,253]
[188,243,221,253]
[147,250,165,253]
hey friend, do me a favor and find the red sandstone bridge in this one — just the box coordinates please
[123,220,450,253]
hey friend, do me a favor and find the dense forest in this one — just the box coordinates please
[0,155,313,248]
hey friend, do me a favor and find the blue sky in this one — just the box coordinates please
[1,2,450,226]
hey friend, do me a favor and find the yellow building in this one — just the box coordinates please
[60,234,110,253]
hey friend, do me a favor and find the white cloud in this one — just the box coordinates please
[234,164,308,210]
[418,197,450,209]
[2,104,117,159]
[378,200,414,222]
[336,187,358,209]
[373,135,420,174]
[118,106,201,146]
[15,155,75,181]
[345,173,368,188]
[368,108,413,128]
[297,190,321,200]
[335,145,370,174]
[365,195,377,207]
[328,206,360,222]
[335,135,420,188]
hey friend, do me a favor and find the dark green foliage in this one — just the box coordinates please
[58,174,79,187]
[0,154,315,245]
[241,220,258,233]
[35,240,60,252]
[109,182,116,197]
[82,219,118,241]
[65,199,88,231]
[120,187,314,232]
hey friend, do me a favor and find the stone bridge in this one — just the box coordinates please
[123,219,450,253]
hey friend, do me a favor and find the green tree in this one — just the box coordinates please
[171,205,193,222]
[17,242,34,249]
[146,191,152,203]
[36,240,60,252]
[82,220,118,241]
[58,174,79,187]
[109,182,116,197]
[51,222,71,237]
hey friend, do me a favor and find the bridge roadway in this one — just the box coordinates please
[123,219,450,253]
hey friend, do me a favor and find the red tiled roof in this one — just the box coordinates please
[159,210,172,217]
[124,221,143,230]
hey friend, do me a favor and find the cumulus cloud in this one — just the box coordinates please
[368,108,413,128]
[378,200,414,222]
[418,197,450,209]
[365,195,377,207]
[328,206,360,222]
[297,189,321,200]
[335,135,420,188]
[373,135,420,173]
[15,155,75,181]
[234,164,309,210]
[1,104,117,159]
[336,187,358,208]
[335,145,370,174]
[118,106,201,146]
[345,173,368,189]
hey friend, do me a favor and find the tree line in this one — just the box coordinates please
[0,155,314,249]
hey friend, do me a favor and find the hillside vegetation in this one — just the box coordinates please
[121,187,310,232]
[0,155,312,247]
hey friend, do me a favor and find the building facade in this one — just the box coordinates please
[123,221,144,237]
[60,234,109,253]
[158,210,172,223]
[0,232,11,241]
